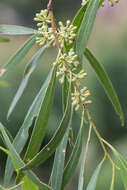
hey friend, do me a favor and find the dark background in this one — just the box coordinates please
[0,0,127,189]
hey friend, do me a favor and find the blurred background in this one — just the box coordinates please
[0,0,127,189]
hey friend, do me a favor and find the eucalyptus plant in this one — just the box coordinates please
[0,0,126,189]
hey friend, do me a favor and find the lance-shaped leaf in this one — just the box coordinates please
[7,46,47,118]
[86,159,105,190]
[72,1,89,32]
[0,25,36,35]
[84,48,124,125]
[19,85,71,171]
[0,34,36,78]
[24,65,57,161]
[0,122,53,190]
[76,0,100,58]
[61,117,84,190]
[4,68,55,186]
[0,37,10,42]
[50,77,72,190]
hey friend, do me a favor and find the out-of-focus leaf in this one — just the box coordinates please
[8,182,23,190]
[7,46,47,118]
[0,25,36,35]
[86,159,105,190]
[19,85,71,171]
[0,37,10,42]
[4,68,54,186]
[61,118,84,190]
[0,81,9,88]
[112,150,127,189]
[84,48,124,125]
[76,0,100,59]
[24,65,56,161]
[50,76,72,190]
[22,176,38,190]
[0,182,22,190]
[0,34,36,78]
[0,122,53,190]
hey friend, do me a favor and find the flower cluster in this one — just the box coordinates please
[82,0,119,7]
[72,87,92,111]
[54,48,91,110]
[35,8,91,111]
[34,10,76,47]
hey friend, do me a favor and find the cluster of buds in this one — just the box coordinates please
[72,87,92,111]
[34,9,54,47]
[54,48,92,110]
[82,0,119,7]
[34,9,76,47]
[107,0,119,6]
[35,8,92,111]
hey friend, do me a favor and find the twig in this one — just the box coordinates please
[47,0,61,50]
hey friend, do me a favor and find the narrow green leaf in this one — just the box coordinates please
[86,159,104,190]
[78,125,92,190]
[7,46,47,118]
[61,120,84,190]
[84,48,124,125]
[24,65,56,161]
[0,122,53,190]
[72,1,89,32]
[0,34,36,78]
[22,176,38,190]
[0,25,36,35]
[4,68,54,186]
[20,85,71,171]
[50,77,72,190]
[76,0,100,58]
[0,37,10,42]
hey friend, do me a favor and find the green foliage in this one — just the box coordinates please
[0,0,126,190]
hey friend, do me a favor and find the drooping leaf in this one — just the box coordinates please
[19,85,71,171]
[24,65,57,161]
[86,159,105,190]
[4,68,55,186]
[0,122,53,190]
[61,114,84,190]
[0,37,10,42]
[0,34,36,78]
[76,0,100,59]
[84,48,124,125]
[7,46,47,118]
[0,25,36,35]
[50,76,72,190]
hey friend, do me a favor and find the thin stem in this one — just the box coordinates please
[47,0,61,50]
[85,108,119,170]
[110,165,115,190]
